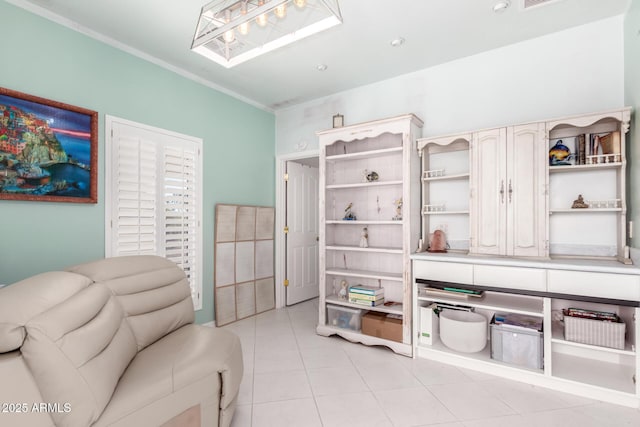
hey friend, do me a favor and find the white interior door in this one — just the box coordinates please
[286,160,319,305]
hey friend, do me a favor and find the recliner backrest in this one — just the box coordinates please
[66,255,195,351]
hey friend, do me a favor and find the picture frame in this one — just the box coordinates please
[332,113,344,128]
[0,87,98,203]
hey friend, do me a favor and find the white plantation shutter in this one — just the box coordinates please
[162,145,199,304]
[115,139,157,255]
[106,116,203,309]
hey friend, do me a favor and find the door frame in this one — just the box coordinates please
[275,150,320,308]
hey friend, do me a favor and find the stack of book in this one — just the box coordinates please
[348,285,384,307]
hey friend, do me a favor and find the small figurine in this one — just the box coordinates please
[359,227,369,248]
[571,194,589,209]
[362,169,379,182]
[392,198,403,221]
[339,280,348,300]
[343,202,356,220]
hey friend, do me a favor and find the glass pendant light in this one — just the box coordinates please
[274,3,287,18]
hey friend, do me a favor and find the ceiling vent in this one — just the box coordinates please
[523,0,560,9]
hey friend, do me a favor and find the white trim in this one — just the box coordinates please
[5,0,271,113]
[275,150,320,308]
[105,115,204,310]
[202,320,216,328]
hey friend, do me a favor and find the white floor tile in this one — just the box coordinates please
[299,345,353,370]
[427,382,516,421]
[315,392,392,427]
[307,366,369,396]
[355,361,421,391]
[400,357,474,386]
[254,349,305,373]
[254,333,298,353]
[578,402,640,425]
[237,373,254,405]
[251,398,322,427]
[253,370,312,403]
[460,414,533,427]
[230,404,252,427]
[374,387,456,426]
[519,408,604,427]
[477,378,594,414]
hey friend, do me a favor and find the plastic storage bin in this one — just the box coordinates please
[327,304,363,331]
[490,314,543,370]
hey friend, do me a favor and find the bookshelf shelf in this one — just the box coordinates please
[549,162,623,173]
[326,294,403,315]
[326,180,403,189]
[326,268,403,282]
[416,287,544,317]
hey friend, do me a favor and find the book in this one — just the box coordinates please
[576,134,586,165]
[598,131,621,157]
[349,297,384,306]
[348,285,384,296]
[348,292,383,302]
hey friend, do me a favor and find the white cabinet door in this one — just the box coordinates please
[507,123,547,257]
[471,128,507,255]
[472,125,547,257]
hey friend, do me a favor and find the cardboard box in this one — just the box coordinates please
[362,311,403,342]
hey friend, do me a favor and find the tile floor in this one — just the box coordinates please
[222,298,640,427]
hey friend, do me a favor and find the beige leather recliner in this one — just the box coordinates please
[0,255,243,427]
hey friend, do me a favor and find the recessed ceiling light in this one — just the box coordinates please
[493,1,511,12]
[316,64,328,71]
[390,37,405,47]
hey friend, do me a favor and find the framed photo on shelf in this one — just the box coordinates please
[0,87,98,203]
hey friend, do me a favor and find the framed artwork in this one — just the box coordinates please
[0,87,98,203]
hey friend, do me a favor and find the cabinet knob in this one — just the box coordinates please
[500,180,505,204]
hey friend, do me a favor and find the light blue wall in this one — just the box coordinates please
[625,0,640,248]
[0,1,275,324]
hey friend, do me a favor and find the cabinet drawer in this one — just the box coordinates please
[413,261,472,285]
[474,265,546,292]
[548,270,640,302]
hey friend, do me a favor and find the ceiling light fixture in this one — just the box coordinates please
[493,1,511,13]
[390,37,405,47]
[192,0,343,68]
[316,64,328,71]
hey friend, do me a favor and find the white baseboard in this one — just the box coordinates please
[202,320,216,328]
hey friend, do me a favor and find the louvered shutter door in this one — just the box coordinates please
[113,135,158,256]
[163,143,200,305]
[107,118,202,310]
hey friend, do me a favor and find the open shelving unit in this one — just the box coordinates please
[416,133,471,253]
[316,114,423,357]
[546,108,631,261]
[412,255,640,407]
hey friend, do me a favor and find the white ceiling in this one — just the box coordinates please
[8,0,631,111]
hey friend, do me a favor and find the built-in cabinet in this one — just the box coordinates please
[412,255,640,407]
[316,114,423,356]
[418,107,632,262]
[470,124,547,257]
